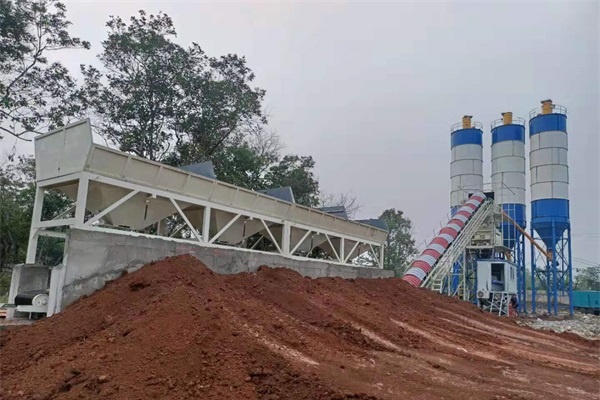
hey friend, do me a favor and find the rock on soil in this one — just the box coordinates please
[1,255,599,400]
[519,314,600,339]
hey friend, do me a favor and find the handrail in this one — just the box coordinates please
[490,116,526,130]
[450,121,483,133]
[422,198,493,290]
[529,104,567,119]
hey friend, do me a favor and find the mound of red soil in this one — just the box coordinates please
[1,255,598,399]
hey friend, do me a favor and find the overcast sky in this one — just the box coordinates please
[2,0,598,266]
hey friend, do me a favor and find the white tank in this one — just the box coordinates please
[491,112,526,248]
[450,115,483,213]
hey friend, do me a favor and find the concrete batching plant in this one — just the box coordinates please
[404,100,574,316]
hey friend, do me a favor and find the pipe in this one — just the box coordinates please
[501,210,551,261]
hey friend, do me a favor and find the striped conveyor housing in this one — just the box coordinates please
[403,192,487,287]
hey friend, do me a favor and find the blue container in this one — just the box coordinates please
[572,291,600,312]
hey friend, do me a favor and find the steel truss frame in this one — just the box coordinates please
[530,225,573,316]
[26,172,384,269]
[424,198,527,315]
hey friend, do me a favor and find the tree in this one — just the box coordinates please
[166,122,282,191]
[319,192,361,218]
[81,10,266,163]
[0,158,31,269]
[263,155,320,207]
[78,10,321,204]
[80,11,192,161]
[379,209,417,275]
[574,266,600,291]
[0,155,71,270]
[0,0,89,139]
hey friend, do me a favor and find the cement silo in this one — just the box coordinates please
[529,99,572,315]
[491,112,526,308]
[451,116,484,214]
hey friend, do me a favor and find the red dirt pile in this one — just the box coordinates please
[1,255,598,400]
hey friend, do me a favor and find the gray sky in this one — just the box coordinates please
[2,0,599,266]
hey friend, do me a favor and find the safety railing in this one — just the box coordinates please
[450,121,483,133]
[490,116,526,130]
[421,197,494,291]
[399,208,457,273]
[529,104,567,119]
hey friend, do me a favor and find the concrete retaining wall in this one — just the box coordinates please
[55,229,393,314]
[525,290,570,306]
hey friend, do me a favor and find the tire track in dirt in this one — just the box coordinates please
[1,255,598,400]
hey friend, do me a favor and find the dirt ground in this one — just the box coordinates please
[1,255,598,400]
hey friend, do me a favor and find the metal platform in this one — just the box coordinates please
[26,119,387,267]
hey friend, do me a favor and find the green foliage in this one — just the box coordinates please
[574,266,600,291]
[81,11,191,160]
[80,10,320,203]
[0,0,89,139]
[81,10,266,163]
[0,159,30,269]
[263,155,320,207]
[211,144,269,190]
[1,6,322,251]
[379,209,417,276]
[0,156,71,270]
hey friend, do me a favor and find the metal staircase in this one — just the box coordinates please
[481,292,509,316]
[421,198,494,294]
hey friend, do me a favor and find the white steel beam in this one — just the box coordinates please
[202,206,211,242]
[37,230,68,239]
[250,235,264,250]
[36,172,82,188]
[85,190,139,226]
[84,173,383,247]
[291,229,312,255]
[26,187,44,263]
[368,244,380,265]
[169,223,185,238]
[282,223,291,255]
[170,198,202,242]
[89,173,280,226]
[52,206,76,221]
[287,221,381,248]
[74,177,89,227]
[209,214,241,244]
[325,234,341,263]
[344,241,360,263]
[261,219,282,254]
[35,218,76,228]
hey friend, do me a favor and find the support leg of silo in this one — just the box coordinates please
[546,259,551,315]
[531,227,537,315]
[552,222,558,316]
[567,226,574,316]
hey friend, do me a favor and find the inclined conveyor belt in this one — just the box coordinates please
[402,192,486,287]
